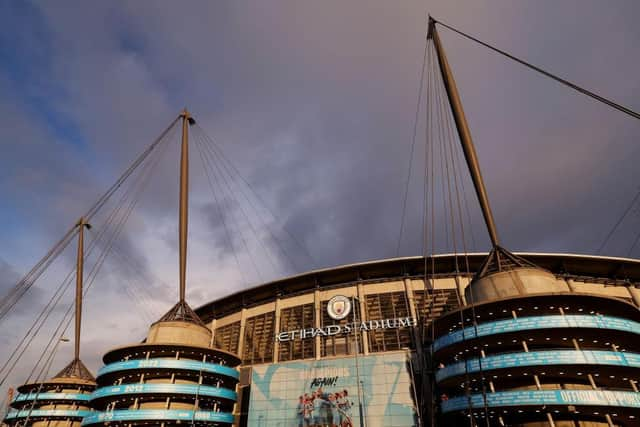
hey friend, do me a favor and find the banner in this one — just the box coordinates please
[248,352,418,427]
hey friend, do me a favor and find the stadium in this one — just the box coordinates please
[194,252,640,426]
[3,14,640,427]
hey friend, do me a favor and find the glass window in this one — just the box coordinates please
[366,292,412,352]
[214,321,241,354]
[413,288,459,327]
[278,303,315,361]
[321,298,363,357]
[243,312,276,365]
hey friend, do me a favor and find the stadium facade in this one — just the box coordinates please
[193,252,640,427]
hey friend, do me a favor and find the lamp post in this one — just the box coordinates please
[350,295,365,427]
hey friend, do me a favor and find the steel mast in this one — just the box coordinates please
[427,16,499,248]
[178,109,195,303]
[74,218,91,361]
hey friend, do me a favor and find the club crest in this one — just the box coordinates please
[327,295,352,320]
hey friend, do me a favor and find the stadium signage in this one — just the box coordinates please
[275,317,417,342]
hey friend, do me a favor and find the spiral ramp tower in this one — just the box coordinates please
[426,17,640,426]
[82,301,240,427]
[3,219,96,427]
[4,359,95,427]
[81,110,240,426]
[432,249,640,426]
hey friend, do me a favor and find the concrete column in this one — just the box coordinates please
[357,282,369,355]
[404,278,418,320]
[314,289,321,360]
[513,310,554,427]
[566,278,577,293]
[273,297,281,363]
[455,276,468,306]
[209,318,217,348]
[404,278,421,347]
[237,308,247,362]
[563,308,614,427]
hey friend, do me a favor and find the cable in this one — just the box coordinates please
[432,18,640,121]
[194,132,265,283]
[200,128,305,274]
[597,187,640,254]
[0,228,77,323]
[193,134,249,287]
[0,117,180,326]
[195,124,316,268]
[2,122,173,391]
[195,128,296,274]
[84,117,180,220]
[398,37,429,257]
[628,229,640,258]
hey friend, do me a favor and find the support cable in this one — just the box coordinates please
[193,133,264,283]
[16,333,62,427]
[193,134,249,287]
[597,187,640,254]
[398,37,429,257]
[0,228,77,323]
[440,36,493,426]
[3,123,172,390]
[195,124,316,268]
[628,229,640,258]
[0,117,180,325]
[195,128,299,274]
[196,129,277,277]
[28,128,167,385]
[432,18,640,121]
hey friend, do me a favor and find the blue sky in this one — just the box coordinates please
[0,0,639,393]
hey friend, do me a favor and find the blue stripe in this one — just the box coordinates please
[433,315,640,351]
[442,390,640,413]
[97,359,239,380]
[436,350,640,382]
[12,392,91,403]
[4,409,92,420]
[91,383,237,401]
[81,409,234,425]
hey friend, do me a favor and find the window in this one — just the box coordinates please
[366,292,412,352]
[413,288,459,327]
[243,312,276,365]
[214,321,241,354]
[321,298,363,357]
[278,304,315,361]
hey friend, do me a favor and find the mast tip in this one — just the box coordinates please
[180,109,196,125]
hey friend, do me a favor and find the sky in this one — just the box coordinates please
[0,0,639,392]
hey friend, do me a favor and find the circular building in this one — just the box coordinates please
[82,302,240,427]
[4,359,95,427]
[191,252,640,427]
[432,248,640,426]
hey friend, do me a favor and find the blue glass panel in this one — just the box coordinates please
[433,315,640,351]
[97,358,239,380]
[436,350,640,381]
[442,390,640,413]
[91,383,236,401]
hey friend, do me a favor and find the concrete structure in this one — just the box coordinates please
[82,302,240,427]
[3,360,95,427]
[193,253,640,427]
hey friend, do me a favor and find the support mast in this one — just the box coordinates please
[74,218,90,360]
[428,17,500,248]
[178,109,195,302]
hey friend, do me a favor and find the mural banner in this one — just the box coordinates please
[248,352,418,427]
